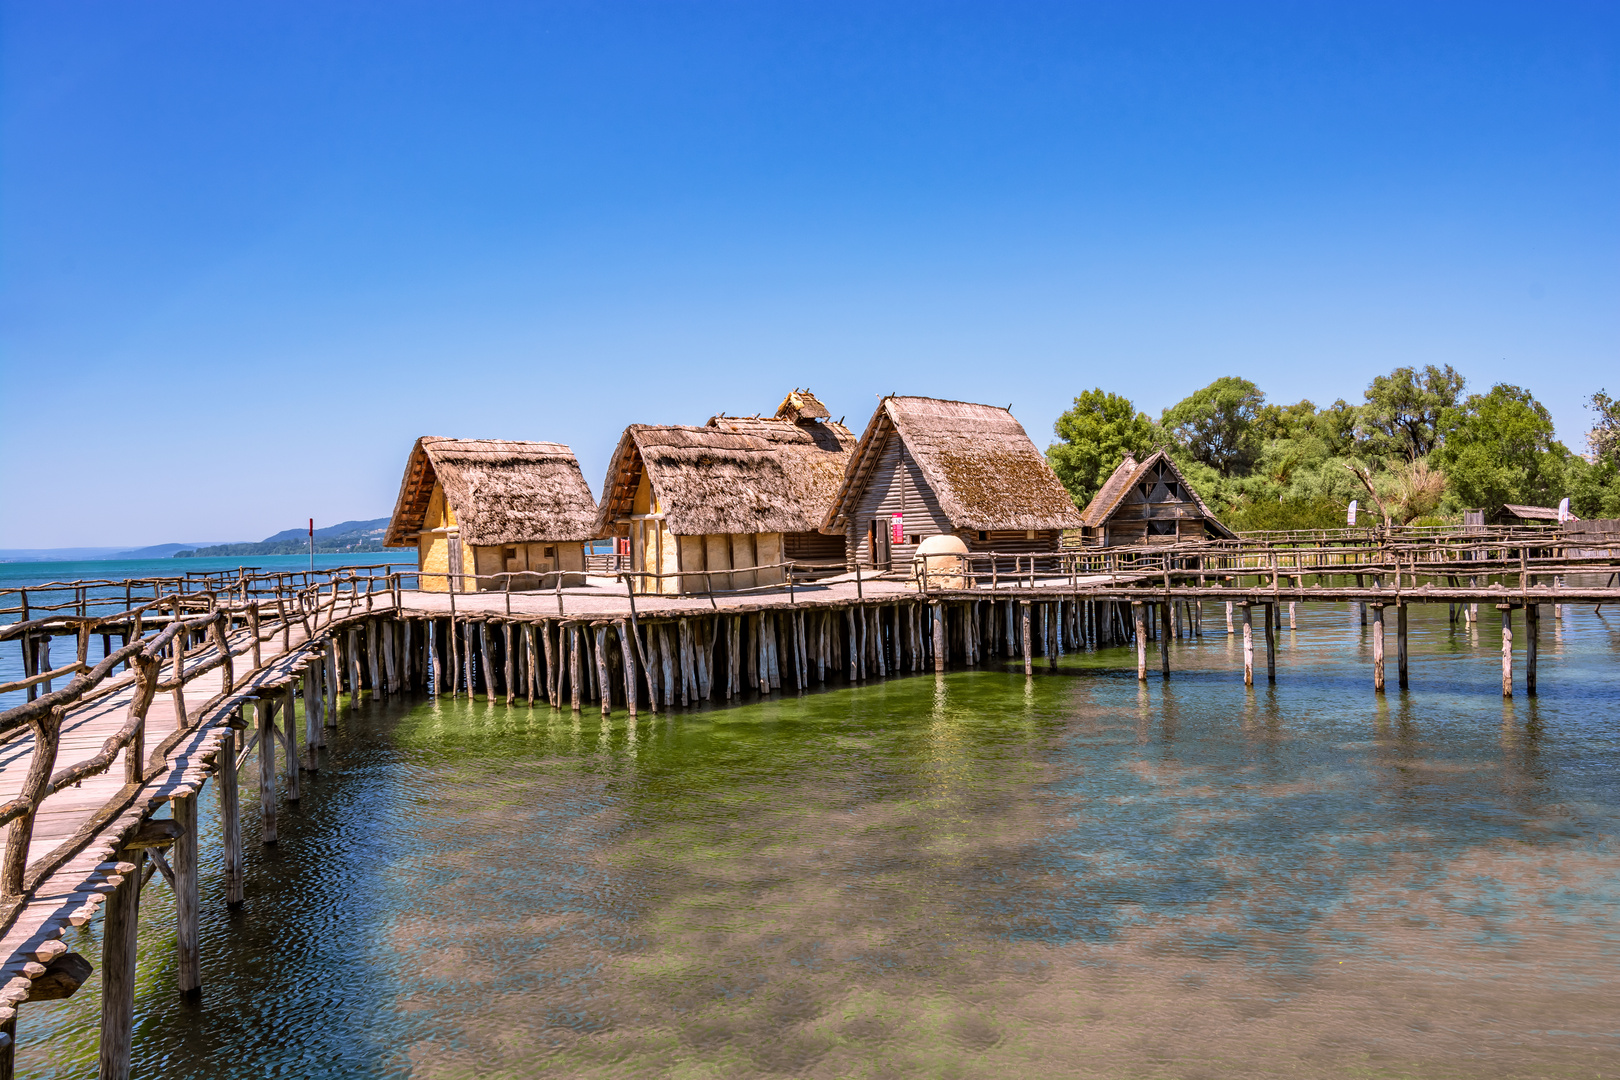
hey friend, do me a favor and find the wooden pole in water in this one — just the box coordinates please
[933,603,947,674]
[595,624,612,716]
[1160,602,1171,677]
[504,623,517,706]
[1397,604,1409,690]
[324,638,340,723]
[1021,601,1033,676]
[569,625,582,711]
[97,851,142,1080]
[617,620,638,715]
[1371,604,1385,692]
[1525,602,1538,696]
[172,792,200,998]
[1500,605,1513,697]
[1226,600,1234,634]
[256,699,277,843]
[1241,604,1253,687]
[303,662,321,764]
[282,685,300,802]
[221,719,243,906]
[1133,602,1147,681]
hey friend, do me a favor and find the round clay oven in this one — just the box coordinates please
[914,534,970,590]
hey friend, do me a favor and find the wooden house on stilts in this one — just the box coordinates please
[824,396,1085,568]
[385,437,602,591]
[1078,450,1235,546]
[594,390,857,594]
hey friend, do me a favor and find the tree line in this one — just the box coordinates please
[1046,367,1620,531]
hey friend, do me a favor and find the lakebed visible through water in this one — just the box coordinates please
[19,602,1620,1078]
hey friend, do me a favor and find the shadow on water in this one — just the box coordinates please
[16,601,1620,1078]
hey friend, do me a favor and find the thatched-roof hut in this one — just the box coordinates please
[385,437,600,592]
[823,396,1084,569]
[1493,503,1575,526]
[594,390,856,593]
[1078,449,1234,545]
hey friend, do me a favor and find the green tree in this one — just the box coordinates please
[1160,376,1265,477]
[1359,364,1466,461]
[1046,389,1161,506]
[1433,383,1571,515]
[1588,389,1620,467]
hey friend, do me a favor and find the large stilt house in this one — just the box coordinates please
[1078,450,1235,545]
[384,437,601,592]
[594,390,856,594]
[823,396,1085,568]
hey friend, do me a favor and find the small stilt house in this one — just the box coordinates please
[823,396,1085,568]
[1078,450,1235,545]
[594,390,856,594]
[385,437,601,592]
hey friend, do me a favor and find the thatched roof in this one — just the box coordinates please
[825,396,1084,533]
[1500,503,1566,522]
[1079,449,1236,538]
[385,437,601,547]
[594,405,856,537]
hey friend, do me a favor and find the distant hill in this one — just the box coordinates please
[175,518,390,559]
[119,542,243,559]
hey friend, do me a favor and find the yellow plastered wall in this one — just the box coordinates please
[417,482,455,592]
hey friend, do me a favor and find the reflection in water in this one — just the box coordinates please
[17,603,1620,1078]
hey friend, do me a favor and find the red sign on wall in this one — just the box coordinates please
[892,513,904,544]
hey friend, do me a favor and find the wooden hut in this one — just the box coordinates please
[823,396,1085,569]
[384,437,601,592]
[594,390,856,593]
[1078,450,1235,546]
[1493,504,1575,526]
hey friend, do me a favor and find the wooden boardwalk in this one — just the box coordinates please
[0,532,1617,1078]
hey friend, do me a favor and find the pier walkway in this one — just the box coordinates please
[1,522,1618,1078]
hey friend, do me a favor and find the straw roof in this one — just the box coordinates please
[825,396,1084,533]
[385,437,601,547]
[1500,503,1565,521]
[594,406,856,537]
[1079,449,1235,538]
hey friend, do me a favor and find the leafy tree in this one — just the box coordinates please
[1160,377,1265,477]
[1359,364,1466,461]
[1588,389,1620,467]
[1311,398,1364,458]
[1046,389,1161,506]
[1433,383,1571,515]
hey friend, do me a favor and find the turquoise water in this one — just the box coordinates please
[15,601,1620,1078]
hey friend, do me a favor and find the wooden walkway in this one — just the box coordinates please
[0,533,1617,1078]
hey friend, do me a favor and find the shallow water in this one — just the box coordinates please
[20,602,1620,1078]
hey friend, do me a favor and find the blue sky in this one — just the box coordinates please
[2,1,1615,547]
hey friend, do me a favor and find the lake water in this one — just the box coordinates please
[0,553,416,711]
[17,601,1620,1078]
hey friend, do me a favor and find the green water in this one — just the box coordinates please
[18,603,1620,1078]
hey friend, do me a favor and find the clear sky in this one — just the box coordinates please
[2,1,1615,547]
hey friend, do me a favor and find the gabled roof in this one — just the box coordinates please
[1079,449,1235,539]
[385,437,601,547]
[1500,503,1565,521]
[593,409,856,538]
[824,396,1084,533]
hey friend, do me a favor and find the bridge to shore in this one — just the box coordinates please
[1,524,1617,1079]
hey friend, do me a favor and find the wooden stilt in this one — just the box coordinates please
[173,792,200,997]
[1397,604,1409,690]
[1526,602,1538,696]
[302,663,321,766]
[281,686,300,802]
[1021,601,1033,676]
[221,721,243,905]
[524,623,537,706]
[256,699,277,843]
[1226,600,1234,634]
[932,603,947,674]
[1372,604,1385,692]
[1160,602,1171,677]
[617,620,638,715]
[324,638,340,723]
[1264,603,1276,683]
[504,623,517,706]
[1500,605,1513,697]
[97,851,143,1080]
[1241,604,1253,687]
[595,624,612,716]
[569,625,583,711]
